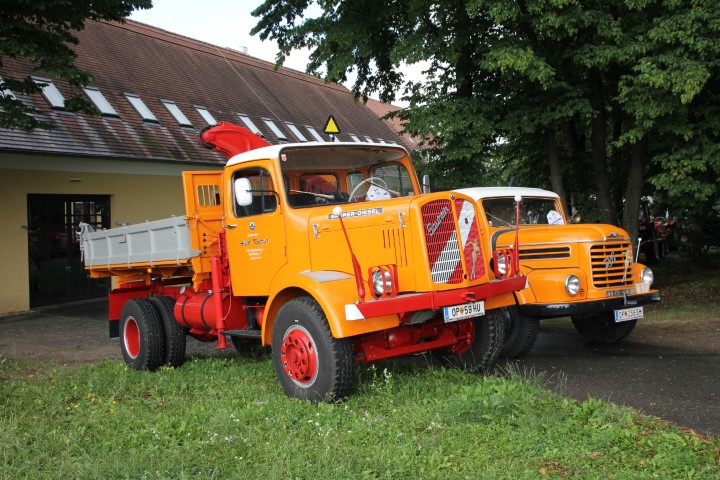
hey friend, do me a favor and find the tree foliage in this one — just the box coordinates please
[253,0,720,252]
[0,0,152,131]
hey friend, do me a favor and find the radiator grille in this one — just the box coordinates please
[590,242,634,288]
[421,199,463,284]
[519,246,571,260]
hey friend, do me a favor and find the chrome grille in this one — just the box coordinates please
[590,242,634,288]
[519,246,571,260]
[421,199,463,284]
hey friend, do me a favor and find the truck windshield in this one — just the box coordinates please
[279,145,416,207]
[483,197,564,227]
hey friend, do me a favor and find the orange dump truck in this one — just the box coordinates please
[455,187,662,358]
[79,122,526,401]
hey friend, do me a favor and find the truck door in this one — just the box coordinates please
[225,165,287,296]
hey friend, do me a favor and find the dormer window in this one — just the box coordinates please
[125,93,158,122]
[162,100,192,127]
[83,87,118,116]
[237,113,261,135]
[262,118,287,142]
[32,77,65,109]
[1,77,16,100]
[195,106,216,125]
[285,122,307,142]
[305,125,325,142]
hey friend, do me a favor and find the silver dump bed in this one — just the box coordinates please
[79,216,199,268]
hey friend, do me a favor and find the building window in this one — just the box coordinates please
[349,133,361,143]
[1,77,16,100]
[125,94,158,122]
[285,122,307,142]
[237,113,262,135]
[162,100,192,127]
[32,77,65,109]
[305,125,325,142]
[195,106,216,125]
[262,118,287,142]
[83,87,118,117]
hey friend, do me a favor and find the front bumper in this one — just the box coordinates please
[518,291,662,318]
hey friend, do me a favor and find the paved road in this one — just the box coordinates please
[1,301,718,436]
[500,325,720,437]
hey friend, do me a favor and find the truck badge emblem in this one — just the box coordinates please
[249,221,256,231]
[603,252,616,270]
[426,206,450,237]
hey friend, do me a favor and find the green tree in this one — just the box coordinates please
[253,0,720,252]
[0,0,152,131]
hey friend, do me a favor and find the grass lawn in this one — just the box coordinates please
[1,252,719,479]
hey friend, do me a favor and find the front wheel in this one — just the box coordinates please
[120,298,164,371]
[433,309,505,373]
[272,297,355,402]
[500,306,539,358]
[571,311,637,343]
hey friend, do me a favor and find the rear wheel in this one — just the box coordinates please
[434,309,505,373]
[149,296,186,367]
[571,311,637,343]
[500,306,539,358]
[120,298,164,371]
[272,297,355,402]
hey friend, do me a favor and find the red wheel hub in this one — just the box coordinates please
[124,317,140,359]
[281,326,317,385]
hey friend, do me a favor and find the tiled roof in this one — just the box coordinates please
[364,98,424,151]
[0,20,401,165]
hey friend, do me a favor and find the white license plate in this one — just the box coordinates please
[614,306,643,322]
[443,301,485,323]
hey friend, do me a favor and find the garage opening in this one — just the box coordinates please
[27,194,111,307]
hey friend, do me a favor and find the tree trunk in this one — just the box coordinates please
[622,138,647,256]
[545,129,569,215]
[588,69,615,225]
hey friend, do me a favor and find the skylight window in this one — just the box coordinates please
[125,94,158,122]
[195,106,216,125]
[0,77,16,100]
[32,77,65,109]
[284,122,307,142]
[237,113,261,135]
[364,136,373,143]
[262,118,287,141]
[83,87,118,116]
[349,133,361,143]
[305,125,325,142]
[162,100,192,127]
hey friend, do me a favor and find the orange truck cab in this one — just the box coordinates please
[455,187,662,358]
[80,122,526,401]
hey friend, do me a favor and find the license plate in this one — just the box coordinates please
[614,306,643,322]
[443,301,485,323]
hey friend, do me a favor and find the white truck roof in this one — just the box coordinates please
[226,141,407,166]
[454,186,560,201]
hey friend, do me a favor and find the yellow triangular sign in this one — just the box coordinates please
[323,115,340,135]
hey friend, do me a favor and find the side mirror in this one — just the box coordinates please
[234,178,253,206]
[422,174,431,194]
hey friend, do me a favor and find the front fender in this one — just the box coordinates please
[516,267,588,305]
[263,270,400,344]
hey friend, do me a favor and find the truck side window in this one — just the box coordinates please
[232,167,277,218]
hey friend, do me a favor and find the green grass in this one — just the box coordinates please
[1,355,718,479]
[2,251,719,479]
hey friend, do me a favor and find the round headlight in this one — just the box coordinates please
[565,274,581,296]
[372,269,393,296]
[641,267,654,286]
[496,253,507,276]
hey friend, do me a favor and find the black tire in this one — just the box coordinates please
[571,311,637,343]
[120,298,165,371]
[433,308,505,373]
[500,306,539,358]
[272,297,355,402]
[150,296,186,367]
[230,337,270,359]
